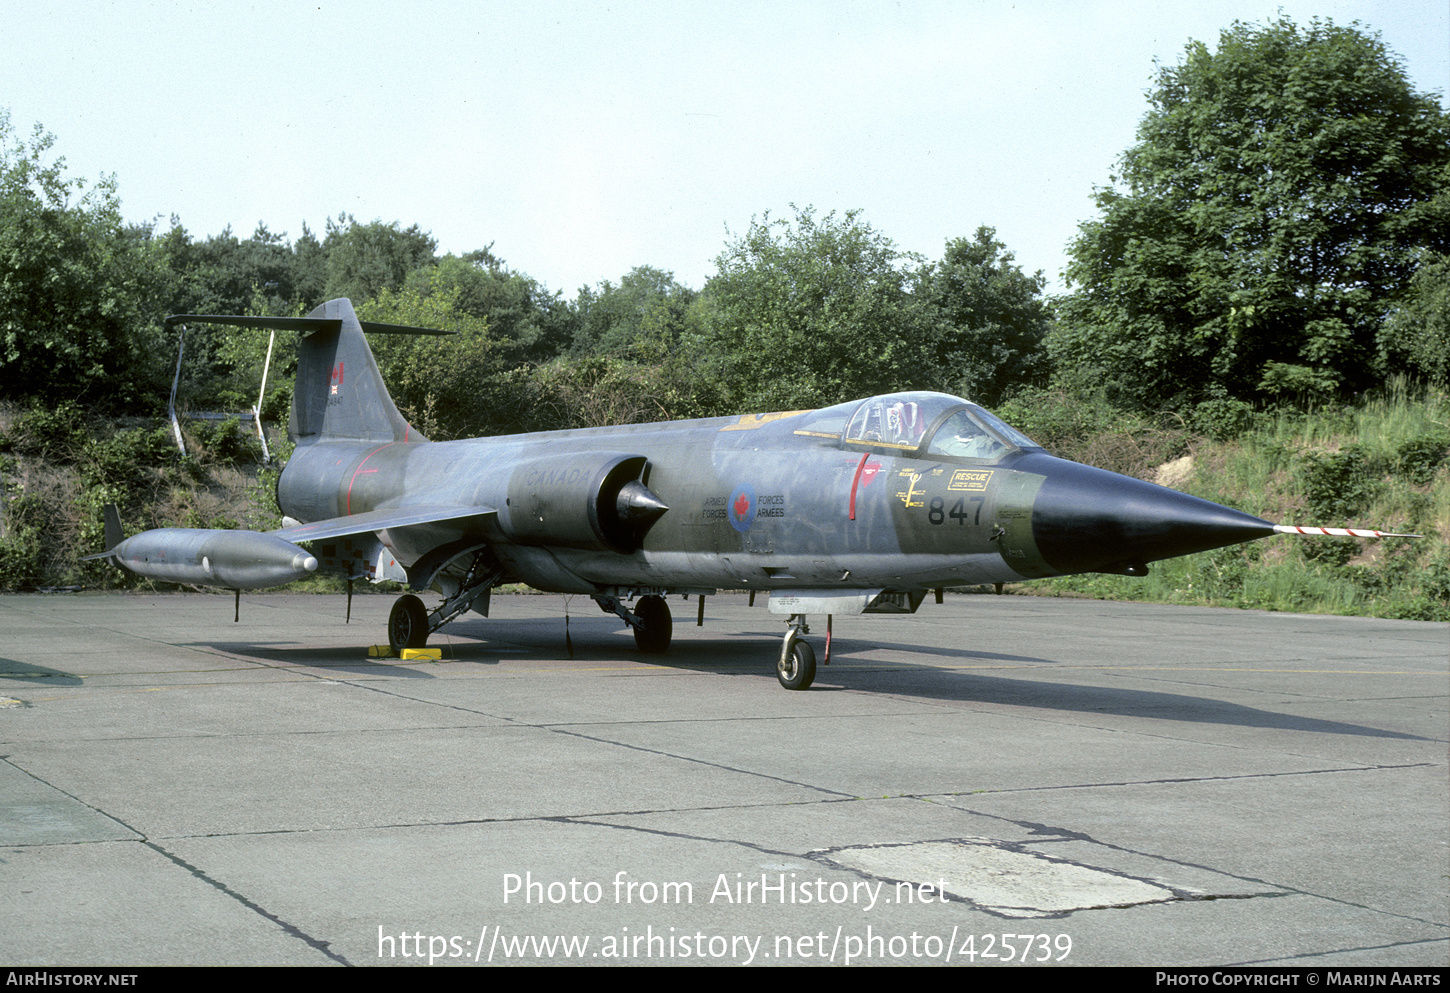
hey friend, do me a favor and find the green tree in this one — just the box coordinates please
[917,227,1052,406]
[0,114,166,407]
[403,249,574,365]
[156,221,303,317]
[698,206,941,411]
[572,265,697,362]
[1380,249,1450,387]
[1055,18,1450,409]
[291,222,327,306]
[322,214,437,303]
[146,220,325,412]
[356,275,498,440]
[509,354,698,432]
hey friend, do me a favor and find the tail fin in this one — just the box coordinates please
[163,299,450,448]
[290,298,428,446]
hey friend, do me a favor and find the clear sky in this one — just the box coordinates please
[4,1,1446,298]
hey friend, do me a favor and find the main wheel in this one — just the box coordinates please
[777,638,816,690]
[632,595,672,653]
[388,594,429,654]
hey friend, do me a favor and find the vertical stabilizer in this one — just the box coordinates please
[289,299,423,446]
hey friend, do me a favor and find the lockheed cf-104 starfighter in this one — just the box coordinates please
[88,299,1414,689]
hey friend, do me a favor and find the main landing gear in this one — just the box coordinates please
[389,582,826,693]
[385,551,504,655]
[599,596,824,690]
[388,594,430,651]
[594,593,673,654]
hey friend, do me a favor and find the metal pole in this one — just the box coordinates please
[168,327,187,456]
[253,330,275,461]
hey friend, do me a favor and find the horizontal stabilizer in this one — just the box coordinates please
[271,505,497,544]
[164,314,455,336]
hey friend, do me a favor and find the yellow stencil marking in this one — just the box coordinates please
[949,469,994,492]
[720,410,811,431]
[896,470,925,508]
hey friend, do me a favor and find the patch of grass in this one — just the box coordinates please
[1019,381,1449,620]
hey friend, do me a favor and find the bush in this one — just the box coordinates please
[190,417,261,466]
[1192,398,1256,440]
[79,425,176,488]
[1300,536,1358,567]
[3,401,90,462]
[1395,433,1449,486]
[1298,445,1385,521]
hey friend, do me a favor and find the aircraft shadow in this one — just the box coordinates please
[0,659,85,686]
[835,665,1431,740]
[183,642,448,678]
[173,621,1430,743]
[448,620,1431,742]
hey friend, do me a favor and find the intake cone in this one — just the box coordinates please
[614,479,670,546]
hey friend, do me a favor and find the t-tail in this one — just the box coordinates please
[162,298,452,448]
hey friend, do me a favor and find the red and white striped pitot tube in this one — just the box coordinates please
[1273,525,1421,538]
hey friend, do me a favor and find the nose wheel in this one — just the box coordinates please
[777,615,816,690]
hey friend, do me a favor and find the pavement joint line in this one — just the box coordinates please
[1231,935,1450,967]
[947,807,1450,930]
[331,677,860,798]
[1,754,140,840]
[140,841,353,966]
[531,723,860,798]
[64,795,869,844]
[911,761,1437,797]
[1,754,352,963]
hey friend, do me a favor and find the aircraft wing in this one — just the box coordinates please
[270,505,497,543]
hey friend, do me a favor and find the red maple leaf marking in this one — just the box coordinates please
[733,491,751,518]
[331,361,344,385]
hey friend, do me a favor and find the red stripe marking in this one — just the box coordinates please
[849,453,868,520]
[347,443,395,515]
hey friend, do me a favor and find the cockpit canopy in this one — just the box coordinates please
[790,391,1042,462]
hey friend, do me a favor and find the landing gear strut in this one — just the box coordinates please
[777,614,816,690]
[385,550,504,655]
[594,593,674,654]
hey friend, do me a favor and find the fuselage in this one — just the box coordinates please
[277,391,1275,596]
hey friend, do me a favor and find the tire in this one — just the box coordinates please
[632,595,672,653]
[777,638,816,690]
[388,594,429,654]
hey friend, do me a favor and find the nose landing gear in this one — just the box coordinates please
[777,614,816,690]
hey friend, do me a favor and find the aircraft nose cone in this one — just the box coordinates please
[1021,455,1275,575]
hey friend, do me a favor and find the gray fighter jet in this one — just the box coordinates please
[89,298,1413,689]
